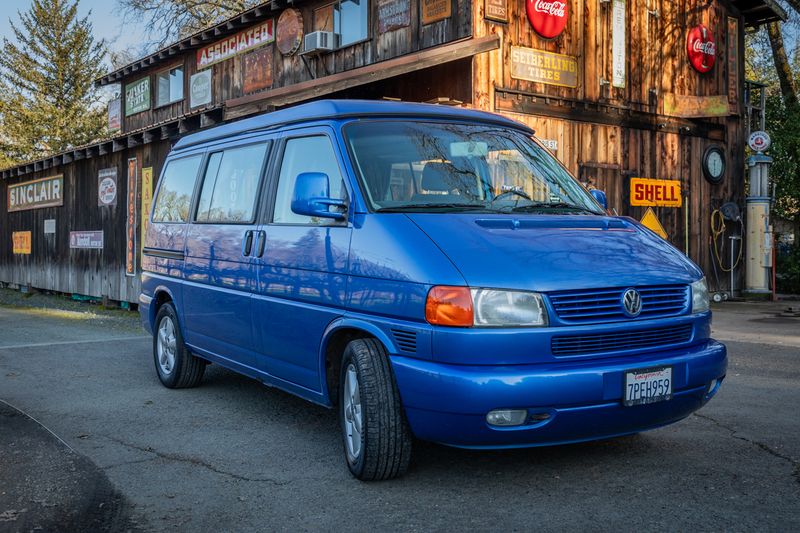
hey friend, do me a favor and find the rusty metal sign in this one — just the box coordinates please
[12,231,31,254]
[510,46,578,88]
[243,45,274,94]
[422,0,451,25]
[8,175,64,212]
[379,0,411,32]
[485,0,508,23]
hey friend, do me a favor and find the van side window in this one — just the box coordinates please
[152,155,203,223]
[273,136,346,225]
[196,143,268,223]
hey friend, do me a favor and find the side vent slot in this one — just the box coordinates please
[391,328,417,353]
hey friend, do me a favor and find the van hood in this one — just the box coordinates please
[406,214,702,292]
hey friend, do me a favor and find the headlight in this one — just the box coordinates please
[691,278,710,314]
[471,289,548,327]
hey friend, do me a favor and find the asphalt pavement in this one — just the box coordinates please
[0,291,798,532]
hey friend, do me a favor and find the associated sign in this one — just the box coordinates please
[748,131,771,152]
[640,208,668,239]
[197,20,275,69]
[12,231,32,254]
[510,46,578,88]
[98,168,118,207]
[125,77,150,116]
[526,0,568,39]
[630,178,682,207]
[70,230,104,249]
[8,175,64,212]
[687,24,716,73]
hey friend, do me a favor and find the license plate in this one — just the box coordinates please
[624,366,673,406]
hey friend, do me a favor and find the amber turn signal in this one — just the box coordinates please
[425,286,473,327]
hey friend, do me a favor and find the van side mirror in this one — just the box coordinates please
[590,189,608,210]
[291,172,347,220]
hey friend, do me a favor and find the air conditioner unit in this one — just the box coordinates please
[301,31,340,55]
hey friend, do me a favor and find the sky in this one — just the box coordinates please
[0,0,151,62]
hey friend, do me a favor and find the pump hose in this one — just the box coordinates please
[710,209,743,273]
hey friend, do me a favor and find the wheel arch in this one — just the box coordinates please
[319,318,397,406]
[150,285,179,332]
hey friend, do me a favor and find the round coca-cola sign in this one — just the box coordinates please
[687,24,716,73]
[527,0,568,39]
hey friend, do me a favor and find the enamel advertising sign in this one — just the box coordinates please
[196,20,275,69]
[526,0,568,39]
[8,175,63,212]
[687,24,716,73]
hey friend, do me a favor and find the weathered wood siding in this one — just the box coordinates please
[472,0,746,289]
[121,0,473,133]
[0,140,172,302]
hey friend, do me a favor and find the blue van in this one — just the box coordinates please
[140,100,726,480]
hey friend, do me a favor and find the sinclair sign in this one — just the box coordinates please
[7,175,64,212]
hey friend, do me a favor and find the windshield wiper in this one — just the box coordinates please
[509,202,599,214]
[375,203,487,212]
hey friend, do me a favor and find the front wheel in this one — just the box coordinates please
[339,338,413,480]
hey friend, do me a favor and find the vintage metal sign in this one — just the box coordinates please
[70,230,104,249]
[526,0,568,39]
[378,0,411,32]
[748,131,771,152]
[243,46,274,94]
[190,70,213,108]
[44,219,56,235]
[611,0,625,88]
[687,24,716,73]
[640,208,668,239]
[727,17,739,108]
[98,168,118,207]
[422,0,451,25]
[125,77,150,116]
[12,231,32,254]
[277,9,304,55]
[8,175,64,212]
[141,167,154,255]
[630,178,682,208]
[485,0,508,23]
[196,20,275,69]
[108,98,121,132]
[510,46,578,88]
[663,94,729,118]
[126,158,138,276]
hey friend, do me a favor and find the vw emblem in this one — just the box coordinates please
[622,289,642,317]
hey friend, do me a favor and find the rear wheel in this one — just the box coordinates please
[339,338,413,480]
[153,302,205,388]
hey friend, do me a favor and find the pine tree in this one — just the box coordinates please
[0,0,107,166]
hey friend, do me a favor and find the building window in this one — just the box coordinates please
[314,0,369,47]
[155,65,184,107]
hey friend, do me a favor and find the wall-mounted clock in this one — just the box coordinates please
[702,145,726,185]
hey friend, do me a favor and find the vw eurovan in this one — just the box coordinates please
[140,100,726,480]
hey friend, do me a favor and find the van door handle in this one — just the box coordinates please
[242,230,254,257]
[255,231,266,258]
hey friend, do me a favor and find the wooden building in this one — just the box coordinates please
[0,0,785,302]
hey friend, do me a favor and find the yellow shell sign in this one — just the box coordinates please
[630,178,682,208]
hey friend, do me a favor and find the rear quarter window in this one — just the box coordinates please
[152,155,203,223]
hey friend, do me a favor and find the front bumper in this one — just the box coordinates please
[391,340,726,448]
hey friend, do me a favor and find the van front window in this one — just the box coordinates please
[345,121,603,214]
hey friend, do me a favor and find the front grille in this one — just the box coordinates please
[548,285,689,323]
[551,324,693,357]
[391,328,417,353]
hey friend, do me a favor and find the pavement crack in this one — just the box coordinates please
[694,412,800,485]
[101,435,292,486]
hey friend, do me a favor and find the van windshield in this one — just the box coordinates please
[344,120,603,214]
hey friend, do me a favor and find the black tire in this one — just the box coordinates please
[339,338,413,481]
[153,302,205,389]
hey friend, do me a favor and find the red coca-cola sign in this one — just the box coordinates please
[687,24,716,73]
[526,0,568,39]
